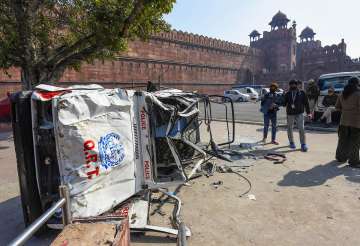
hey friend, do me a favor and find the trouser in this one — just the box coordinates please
[308,99,316,114]
[287,114,306,145]
[263,113,277,141]
[321,106,336,124]
[336,125,360,164]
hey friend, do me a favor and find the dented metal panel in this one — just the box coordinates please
[52,89,137,218]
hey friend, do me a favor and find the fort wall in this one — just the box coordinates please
[0,30,264,97]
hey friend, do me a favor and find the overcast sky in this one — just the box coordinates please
[165,0,360,57]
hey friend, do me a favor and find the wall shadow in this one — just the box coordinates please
[278,160,360,187]
[0,196,24,245]
[0,196,58,245]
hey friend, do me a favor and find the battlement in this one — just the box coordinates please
[153,30,262,56]
[251,28,296,46]
[302,44,347,58]
[297,40,322,50]
[263,28,296,40]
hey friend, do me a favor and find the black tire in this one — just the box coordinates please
[10,92,47,235]
[177,222,187,246]
[237,97,244,102]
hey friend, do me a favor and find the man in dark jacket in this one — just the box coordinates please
[319,87,338,126]
[283,80,311,152]
[261,82,281,144]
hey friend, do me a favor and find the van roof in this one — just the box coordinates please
[319,71,360,79]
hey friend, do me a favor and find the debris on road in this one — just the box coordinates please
[211,181,223,189]
[247,194,257,201]
[203,162,217,177]
[264,153,287,164]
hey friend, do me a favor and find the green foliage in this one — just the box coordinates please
[0,0,175,88]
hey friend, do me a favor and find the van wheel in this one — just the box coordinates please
[237,98,244,102]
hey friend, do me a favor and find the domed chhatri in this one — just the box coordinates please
[300,26,316,41]
[269,11,290,30]
[249,30,261,42]
[249,30,261,37]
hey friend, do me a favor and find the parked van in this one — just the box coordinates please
[315,71,360,119]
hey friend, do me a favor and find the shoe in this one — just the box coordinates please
[301,144,308,152]
[289,142,296,149]
[261,138,267,143]
[271,140,279,145]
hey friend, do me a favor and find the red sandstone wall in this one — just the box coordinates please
[0,30,264,95]
[0,68,21,98]
[126,30,262,70]
[60,60,239,94]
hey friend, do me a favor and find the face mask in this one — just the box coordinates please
[290,85,297,90]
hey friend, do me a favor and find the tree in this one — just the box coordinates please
[0,0,176,89]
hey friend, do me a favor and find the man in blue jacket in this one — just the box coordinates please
[261,82,281,145]
[283,80,311,152]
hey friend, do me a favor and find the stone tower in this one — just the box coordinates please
[250,11,297,74]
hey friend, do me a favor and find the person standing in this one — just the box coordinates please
[283,80,311,152]
[335,77,360,168]
[305,79,320,118]
[261,83,280,145]
[319,87,338,126]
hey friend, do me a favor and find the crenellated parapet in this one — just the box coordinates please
[153,30,263,57]
[301,43,347,58]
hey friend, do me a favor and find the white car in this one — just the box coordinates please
[236,87,259,101]
[261,88,284,98]
[224,90,250,102]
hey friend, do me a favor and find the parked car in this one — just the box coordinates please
[0,95,11,122]
[224,90,250,102]
[236,87,259,101]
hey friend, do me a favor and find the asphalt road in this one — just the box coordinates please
[199,101,287,124]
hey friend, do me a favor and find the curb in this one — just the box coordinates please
[210,118,337,132]
[304,126,337,133]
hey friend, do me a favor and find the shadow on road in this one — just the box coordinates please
[278,160,360,187]
[131,234,177,244]
[0,196,24,245]
[0,196,58,246]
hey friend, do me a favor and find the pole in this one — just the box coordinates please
[8,198,66,246]
[59,185,71,226]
